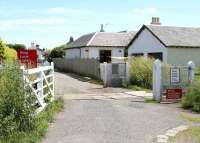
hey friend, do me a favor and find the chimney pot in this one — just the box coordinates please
[151,17,161,25]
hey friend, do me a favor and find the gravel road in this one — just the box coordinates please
[42,72,186,143]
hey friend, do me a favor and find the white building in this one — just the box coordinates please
[128,24,200,66]
[64,32,136,63]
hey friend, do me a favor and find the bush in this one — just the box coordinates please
[182,80,200,112]
[0,63,36,141]
[48,45,65,62]
[129,57,154,89]
[0,39,17,62]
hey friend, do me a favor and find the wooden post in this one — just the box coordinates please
[153,60,162,102]
[187,61,195,83]
[51,62,55,100]
[126,59,130,85]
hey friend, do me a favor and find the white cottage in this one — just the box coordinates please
[128,25,200,66]
[64,32,136,63]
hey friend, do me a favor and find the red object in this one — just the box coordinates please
[166,88,182,100]
[17,49,37,68]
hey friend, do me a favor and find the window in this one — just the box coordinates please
[99,50,111,63]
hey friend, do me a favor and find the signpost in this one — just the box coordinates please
[17,49,37,68]
[166,88,182,100]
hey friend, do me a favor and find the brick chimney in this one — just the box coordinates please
[151,17,161,25]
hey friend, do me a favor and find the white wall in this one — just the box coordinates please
[88,47,124,63]
[65,48,80,59]
[128,28,168,63]
[80,48,89,58]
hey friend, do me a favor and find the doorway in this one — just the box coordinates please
[99,50,111,63]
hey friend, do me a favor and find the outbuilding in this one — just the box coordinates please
[128,25,200,66]
[64,31,136,63]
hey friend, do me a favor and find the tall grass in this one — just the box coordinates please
[129,57,154,89]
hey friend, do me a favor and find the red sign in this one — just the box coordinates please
[166,88,182,100]
[17,49,37,68]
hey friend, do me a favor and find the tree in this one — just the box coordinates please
[0,39,6,60]
[48,45,65,62]
[7,43,26,51]
[0,39,17,62]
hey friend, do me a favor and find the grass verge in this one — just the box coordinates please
[127,85,152,93]
[0,97,64,143]
[180,113,200,123]
[145,98,159,103]
[168,126,200,143]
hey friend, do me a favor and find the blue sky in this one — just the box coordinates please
[0,0,200,49]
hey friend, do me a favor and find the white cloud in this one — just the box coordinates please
[47,7,92,15]
[132,8,158,15]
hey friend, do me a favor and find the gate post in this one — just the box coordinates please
[126,60,130,85]
[153,60,162,102]
[187,61,195,83]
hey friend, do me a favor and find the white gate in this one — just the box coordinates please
[100,62,128,87]
[21,62,54,113]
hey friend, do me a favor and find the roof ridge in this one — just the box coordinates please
[87,32,98,46]
[146,24,200,29]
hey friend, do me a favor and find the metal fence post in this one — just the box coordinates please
[153,60,162,102]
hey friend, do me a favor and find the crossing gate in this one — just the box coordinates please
[153,60,195,102]
[21,62,55,113]
[100,62,128,87]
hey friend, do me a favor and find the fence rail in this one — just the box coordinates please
[22,63,55,113]
[53,58,100,79]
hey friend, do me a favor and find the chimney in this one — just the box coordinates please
[31,42,35,48]
[36,44,40,49]
[100,24,105,32]
[151,17,161,25]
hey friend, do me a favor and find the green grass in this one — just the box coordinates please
[145,98,159,103]
[168,126,200,143]
[180,113,200,123]
[128,85,152,93]
[0,97,64,143]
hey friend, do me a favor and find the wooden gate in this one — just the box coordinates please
[21,63,55,113]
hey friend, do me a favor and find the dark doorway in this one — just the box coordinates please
[131,53,144,57]
[148,52,163,61]
[100,50,111,63]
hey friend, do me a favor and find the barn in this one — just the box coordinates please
[128,25,200,66]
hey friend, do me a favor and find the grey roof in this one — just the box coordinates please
[66,31,136,49]
[146,25,200,47]
[67,33,95,48]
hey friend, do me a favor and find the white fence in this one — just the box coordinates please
[21,62,55,113]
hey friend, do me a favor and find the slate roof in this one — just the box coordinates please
[66,33,95,48]
[145,25,200,47]
[66,31,136,49]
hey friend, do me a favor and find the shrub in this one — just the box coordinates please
[0,63,36,140]
[0,39,17,62]
[129,57,154,89]
[182,80,200,112]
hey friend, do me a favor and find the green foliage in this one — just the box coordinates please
[0,63,36,141]
[182,80,200,112]
[129,57,154,89]
[7,44,26,51]
[48,45,65,62]
[0,39,6,59]
[0,39,17,62]
[4,47,17,61]
[0,95,64,143]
